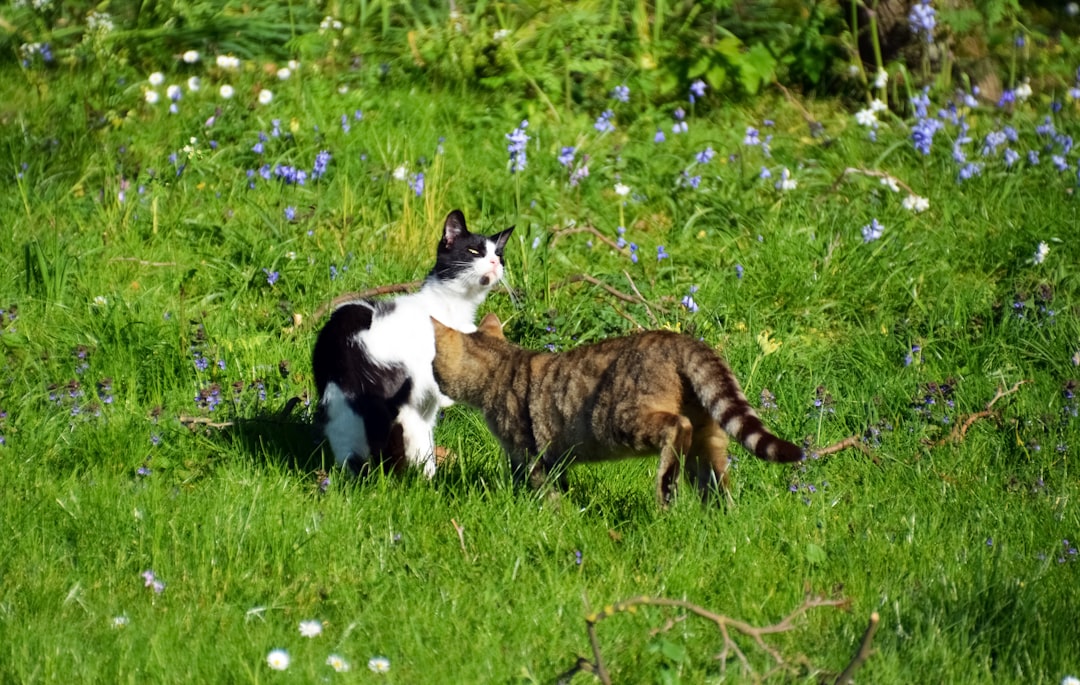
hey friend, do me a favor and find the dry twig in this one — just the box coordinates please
[932,379,1030,446]
[812,435,872,458]
[622,270,658,327]
[310,281,423,323]
[828,166,919,195]
[835,611,879,685]
[563,593,850,683]
[550,225,625,253]
[109,257,178,267]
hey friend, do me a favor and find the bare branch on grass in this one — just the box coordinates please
[828,167,919,196]
[562,593,852,683]
[310,281,423,323]
[550,225,625,253]
[931,379,1030,446]
[835,611,880,685]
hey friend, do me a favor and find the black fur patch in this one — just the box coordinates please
[311,300,412,464]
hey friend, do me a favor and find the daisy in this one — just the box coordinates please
[258,89,273,105]
[219,84,234,99]
[266,649,290,671]
[181,50,200,64]
[902,194,930,213]
[326,654,350,672]
[1033,241,1049,264]
[144,90,160,105]
[299,620,323,638]
[148,71,164,86]
[368,656,390,673]
[613,182,630,196]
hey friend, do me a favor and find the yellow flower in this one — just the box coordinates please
[757,330,781,356]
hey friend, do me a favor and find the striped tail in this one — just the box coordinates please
[682,343,804,463]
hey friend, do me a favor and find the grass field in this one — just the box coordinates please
[2,8,1080,683]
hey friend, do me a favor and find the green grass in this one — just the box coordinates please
[2,31,1080,685]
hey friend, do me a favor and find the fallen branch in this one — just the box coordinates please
[773,81,825,137]
[622,270,658,327]
[562,593,850,683]
[310,281,423,323]
[450,518,467,555]
[178,415,234,430]
[932,379,1030,446]
[550,225,626,254]
[109,257,178,267]
[828,166,919,196]
[812,435,872,458]
[835,611,879,685]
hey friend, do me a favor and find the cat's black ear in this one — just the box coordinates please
[441,210,469,249]
[491,226,515,254]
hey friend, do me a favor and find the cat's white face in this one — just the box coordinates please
[472,240,505,288]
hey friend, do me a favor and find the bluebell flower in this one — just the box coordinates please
[252,141,264,154]
[1036,116,1055,137]
[312,150,332,179]
[611,85,630,102]
[629,243,638,264]
[735,264,744,279]
[1028,150,1040,165]
[689,79,707,103]
[681,286,699,313]
[284,206,296,221]
[657,245,669,260]
[861,218,884,242]
[558,146,575,167]
[744,127,760,146]
[695,146,715,164]
[263,268,280,286]
[997,89,1015,107]
[506,120,530,172]
[1052,154,1069,172]
[908,0,936,43]
[957,162,983,181]
[654,129,665,143]
[341,114,350,133]
[1004,148,1020,167]
[271,119,281,137]
[329,265,338,280]
[409,171,425,196]
[759,166,772,179]
[594,110,615,133]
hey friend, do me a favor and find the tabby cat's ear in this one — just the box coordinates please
[478,312,505,339]
[441,210,469,248]
[490,226,515,254]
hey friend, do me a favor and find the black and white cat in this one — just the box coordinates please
[312,209,514,477]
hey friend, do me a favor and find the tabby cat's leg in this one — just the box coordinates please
[641,412,693,507]
[687,421,732,505]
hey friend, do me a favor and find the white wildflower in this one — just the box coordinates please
[148,72,164,87]
[1015,80,1032,102]
[368,656,390,673]
[181,50,200,64]
[187,76,201,92]
[257,88,273,105]
[1033,241,1049,265]
[327,654,350,672]
[902,194,930,213]
[392,165,409,181]
[613,182,630,196]
[869,98,888,113]
[873,68,888,89]
[493,29,511,42]
[219,84,235,99]
[266,649,290,671]
[144,90,160,105]
[215,54,240,70]
[299,620,323,638]
[276,67,291,80]
[855,108,877,127]
[880,176,900,193]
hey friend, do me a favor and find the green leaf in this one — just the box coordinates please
[805,542,827,565]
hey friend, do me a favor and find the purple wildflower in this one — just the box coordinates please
[735,264,744,279]
[611,85,630,102]
[861,218,884,243]
[908,0,936,43]
[657,245,669,260]
[689,79,707,103]
[263,268,279,286]
[506,120,529,172]
[744,127,761,146]
[409,172,424,196]
[312,150,332,179]
[284,206,295,221]
[594,110,615,133]
[695,147,715,164]
[558,146,575,167]
[654,129,665,143]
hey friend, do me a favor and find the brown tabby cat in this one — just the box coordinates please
[431,313,804,506]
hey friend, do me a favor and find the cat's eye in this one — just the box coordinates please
[467,248,482,255]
